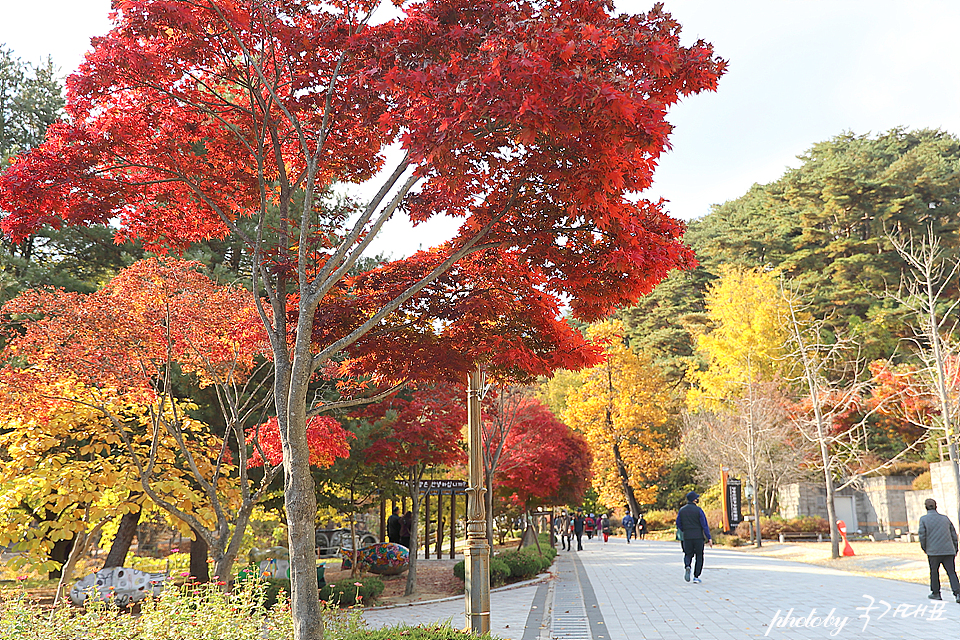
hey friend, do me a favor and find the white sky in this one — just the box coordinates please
[2,0,960,255]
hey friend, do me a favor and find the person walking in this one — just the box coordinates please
[918,498,960,602]
[637,513,648,540]
[573,509,585,551]
[585,514,596,540]
[387,507,402,544]
[622,511,637,544]
[676,491,712,584]
[557,511,572,551]
[601,513,611,543]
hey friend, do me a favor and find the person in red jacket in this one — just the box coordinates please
[585,514,596,539]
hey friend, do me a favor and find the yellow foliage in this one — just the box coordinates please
[688,266,788,410]
[562,321,677,508]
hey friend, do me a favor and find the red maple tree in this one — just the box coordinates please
[493,399,592,510]
[246,416,352,469]
[358,382,466,595]
[0,1,723,634]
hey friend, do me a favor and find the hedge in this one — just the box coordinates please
[453,543,556,586]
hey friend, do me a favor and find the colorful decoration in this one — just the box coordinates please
[339,543,409,575]
[70,567,166,607]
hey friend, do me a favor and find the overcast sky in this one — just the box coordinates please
[3,0,959,254]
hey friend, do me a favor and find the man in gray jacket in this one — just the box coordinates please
[918,498,960,602]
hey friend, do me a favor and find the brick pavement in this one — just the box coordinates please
[361,538,960,640]
[578,538,959,640]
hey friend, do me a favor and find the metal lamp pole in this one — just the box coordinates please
[464,365,490,634]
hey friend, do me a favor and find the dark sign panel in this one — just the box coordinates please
[418,479,468,494]
[727,477,743,525]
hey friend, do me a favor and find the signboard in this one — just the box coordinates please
[726,477,743,526]
[418,479,468,494]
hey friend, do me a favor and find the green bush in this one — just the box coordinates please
[497,550,540,579]
[320,576,385,607]
[342,622,498,640]
[263,578,290,609]
[454,543,555,587]
[490,557,511,586]
[0,579,366,640]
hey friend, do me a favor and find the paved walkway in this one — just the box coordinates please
[362,538,960,640]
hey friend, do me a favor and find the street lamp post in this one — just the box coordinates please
[464,365,490,633]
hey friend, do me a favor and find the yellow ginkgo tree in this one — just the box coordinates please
[686,266,789,546]
[563,321,678,517]
[0,259,350,591]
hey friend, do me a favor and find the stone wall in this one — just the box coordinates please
[904,491,928,534]
[779,475,921,535]
[778,482,825,520]
[858,475,912,533]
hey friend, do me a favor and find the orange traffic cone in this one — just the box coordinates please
[837,520,855,556]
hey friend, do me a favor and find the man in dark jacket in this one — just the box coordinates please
[573,509,585,551]
[387,507,402,544]
[676,491,712,584]
[918,498,960,602]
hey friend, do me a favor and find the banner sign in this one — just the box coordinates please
[726,477,743,526]
[418,479,468,494]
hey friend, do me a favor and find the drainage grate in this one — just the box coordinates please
[551,559,592,640]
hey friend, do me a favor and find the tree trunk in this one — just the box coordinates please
[404,478,421,597]
[750,466,762,548]
[612,440,641,517]
[189,528,210,583]
[102,508,142,569]
[278,346,323,640]
[48,537,74,580]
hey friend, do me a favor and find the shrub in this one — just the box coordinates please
[497,550,542,579]
[490,557,511,586]
[454,549,549,587]
[643,509,676,531]
[263,578,290,609]
[714,533,744,547]
[320,576,385,607]
[0,579,365,640]
[913,471,932,490]
[453,558,511,587]
[342,622,499,640]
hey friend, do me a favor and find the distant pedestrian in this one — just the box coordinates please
[585,514,596,540]
[399,511,412,549]
[573,509,585,551]
[557,511,572,551]
[387,507,401,544]
[623,512,637,543]
[601,514,611,543]
[637,514,648,540]
[918,498,960,602]
[676,492,712,584]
